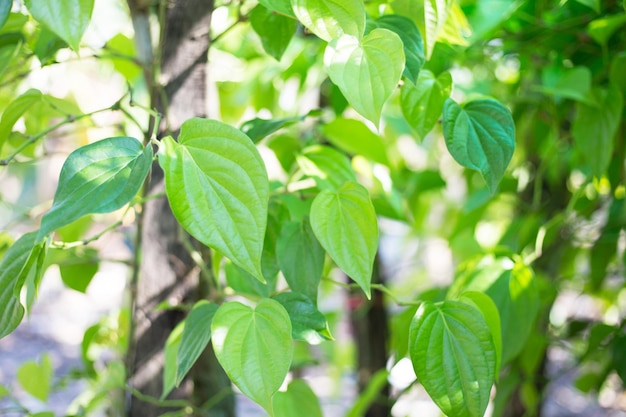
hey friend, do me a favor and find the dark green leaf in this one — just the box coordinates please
[442,98,516,194]
[24,0,94,51]
[273,292,332,343]
[176,301,218,385]
[33,27,67,65]
[321,118,389,166]
[250,5,297,61]
[610,53,626,96]
[38,137,152,239]
[575,0,600,12]
[401,70,452,140]
[538,66,595,104]
[612,331,626,385]
[0,32,22,77]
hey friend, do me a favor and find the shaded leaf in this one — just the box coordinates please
[176,301,218,385]
[250,5,297,61]
[241,111,314,143]
[273,292,332,343]
[0,0,10,30]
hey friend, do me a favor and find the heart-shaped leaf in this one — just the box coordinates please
[17,354,53,402]
[442,98,515,194]
[250,5,297,61]
[310,181,378,298]
[158,118,269,280]
[324,29,405,125]
[401,70,452,140]
[211,299,293,414]
[38,137,152,240]
[291,0,365,42]
[409,300,496,417]
[24,0,94,51]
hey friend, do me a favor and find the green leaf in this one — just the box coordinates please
[277,218,325,303]
[0,33,22,78]
[274,379,323,417]
[38,137,152,240]
[572,85,623,178]
[0,0,11,30]
[325,29,405,125]
[467,0,518,40]
[610,53,626,96]
[241,112,313,143]
[24,0,94,51]
[368,14,425,84]
[106,33,141,81]
[211,299,293,414]
[273,292,332,343]
[250,5,297,61]
[158,118,269,280]
[267,134,302,172]
[0,231,37,339]
[17,354,53,402]
[34,27,68,66]
[46,247,98,293]
[291,0,365,42]
[0,89,42,154]
[538,66,595,104]
[409,300,496,417]
[310,181,378,298]
[587,14,626,45]
[259,0,295,16]
[442,98,516,194]
[296,145,356,190]
[424,0,453,59]
[321,118,389,166]
[575,0,600,12]
[225,261,277,298]
[176,301,218,386]
[345,369,390,417]
[401,70,452,140]
[162,321,184,399]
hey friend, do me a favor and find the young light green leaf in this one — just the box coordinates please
[176,301,218,386]
[321,118,390,166]
[0,88,42,153]
[368,14,425,84]
[45,247,98,293]
[310,181,378,298]
[0,231,37,339]
[162,321,184,399]
[291,0,365,42]
[324,29,405,125]
[259,0,295,16]
[296,145,356,190]
[442,98,515,194]
[0,0,11,31]
[409,300,496,417]
[401,70,452,140]
[573,85,623,178]
[17,354,53,402]
[250,5,297,61]
[158,118,269,281]
[274,292,332,344]
[211,299,293,414]
[38,137,152,240]
[274,379,323,417]
[24,0,94,51]
[424,0,453,58]
[277,218,325,303]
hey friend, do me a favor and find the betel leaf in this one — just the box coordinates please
[0,0,11,31]
[409,300,496,417]
[310,181,378,298]
[241,111,315,143]
[424,0,453,59]
[176,301,218,386]
[0,88,42,153]
[401,70,452,140]
[0,231,37,339]
[259,0,294,16]
[368,14,425,84]
[296,145,356,190]
[45,247,98,293]
[17,354,52,402]
[538,66,595,104]
[38,137,152,240]
[572,85,623,178]
[24,0,94,51]
[442,98,515,194]
[320,118,390,166]
[225,262,277,298]
[274,379,323,417]
[324,28,405,125]
[162,321,184,399]
[273,292,332,344]
[291,0,365,42]
[276,218,325,303]
[211,299,293,414]
[250,5,297,61]
[158,118,269,281]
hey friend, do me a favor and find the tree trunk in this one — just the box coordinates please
[126,1,234,415]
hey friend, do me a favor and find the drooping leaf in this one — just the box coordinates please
[0,0,11,31]
[158,118,269,280]
[24,0,94,51]
[0,231,37,339]
[162,321,184,399]
[38,137,152,240]
[250,5,297,61]
[324,29,405,125]
[401,70,452,140]
[409,300,496,417]
[291,0,365,42]
[276,218,325,303]
[572,85,623,178]
[211,299,293,414]
[321,118,389,166]
[273,292,332,344]
[17,354,52,402]
[33,27,68,66]
[0,89,42,153]
[274,379,323,417]
[241,111,314,143]
[296,145,356,190]
[310,181,378,298]
[368,14,425,84]
[442,98,516,194]
[176,301,218,385]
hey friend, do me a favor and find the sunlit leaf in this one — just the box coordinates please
[291,0,365,42]
[158,118,269,280]
[17,354,52,402]
[162,321,184,399]
[310,181,378,298]
[259,0,294,16]
[24,0,94,51]
[296,145,356,190]
[424,0,452,58]
[211,299,293,414]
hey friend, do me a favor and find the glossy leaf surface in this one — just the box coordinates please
[24,0,94,51]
